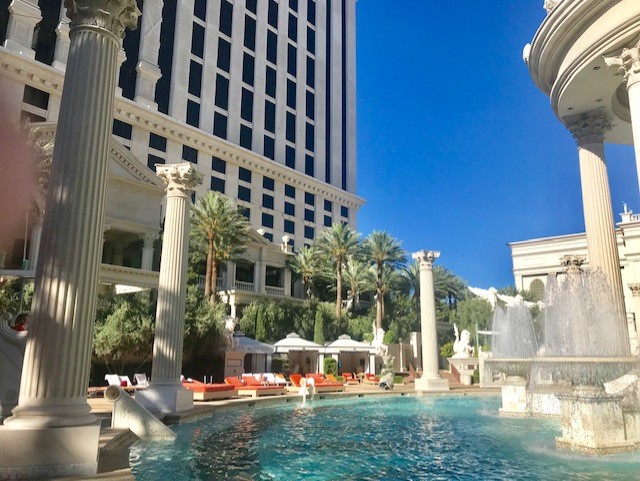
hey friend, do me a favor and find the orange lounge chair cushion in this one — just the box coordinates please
[243,376,263,387]
[182,382,234,393]
[225,377,245,388]
[290,374,302,387]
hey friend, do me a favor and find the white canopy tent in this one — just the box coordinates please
[324,334,378,375]
[224,331,274,378]
[272,333,323,375]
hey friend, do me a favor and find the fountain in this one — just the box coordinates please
[486,257,640,453]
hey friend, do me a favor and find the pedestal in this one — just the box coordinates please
[415,376,450,392]
[499,376,529,417]
[556,386,635,454]
[135,383,194,415]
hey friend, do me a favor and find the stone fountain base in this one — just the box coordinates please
[556,386,637,454]
[499,376,529,417]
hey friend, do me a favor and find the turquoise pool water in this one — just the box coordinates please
[130,395,640,480]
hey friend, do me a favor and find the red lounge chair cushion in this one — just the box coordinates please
[290,374,302,387]
[306,373,325,384]
[243,376,263,387]
[182,382,234,393]
[224,377,245,388]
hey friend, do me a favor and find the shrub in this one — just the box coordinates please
[324,357,338,376]
[440,341,454,359]
[472,368,480,385]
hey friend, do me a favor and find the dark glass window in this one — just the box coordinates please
[306,91,314,119]
[263,194,274,210]
[286,112,296,142]
[194,0,207,20]
[241,88,253,122]
[287,44,297,75]
[211,176,225,193]
[264,136,275,159]
[213,112,228,139]
[286,79,296,109]
[304,208,314,222]
[304,226,314,239]
[112,119,132,140]
[266,30,277,64]
[23,85,49,109]
[244,16,256,51]
[284,202,295,216]
[182,145,198,162]
[246,0,257,13]
[285,184,296,198]
[243,53,255,85]
[265,100,276,133]
[266,66,277,97]
[148,153,164,170]
[341,206,349,218]
[324,215,332,227]
[215,74,229,109]
[220,0,233,37]
[324,199,332,211]
[186,100,200,127]
[149,133,167,151]
[217,38,231,72]
[239,167,252,183]
[212,156,226,173]
[191,23,205,58]
[263,176,275,191]
[285,146,295,169]
[305,154,314,176]
[264,232,274,242]
[188,60,202,96]
[239,206,251,219]
[262,213,274,228]
[240,125,253,149]
[307,27,315,54]
[288,14,297,42]
[289,0,298,11]
[305,192,315,206]
[268,0,278,28]
[238,185,251,202]
[307,0,316,24]
[306,57,315,88]
[305,123,314,151]
[284,219,295,234]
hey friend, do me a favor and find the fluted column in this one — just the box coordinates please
[136,163,202,415]
[140,232,156,270]
[3,0,41,58]
[412,250,449,391]
[605,42,640,197]
[565,110,627,327]
[0,1,140,478]
[135,0,163,108]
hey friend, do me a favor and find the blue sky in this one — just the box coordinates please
[354,1,637,289]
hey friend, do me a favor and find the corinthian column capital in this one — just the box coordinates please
[604,41,640,88]
[157,163,203,197]
[564,109,612,147]
[64,0,140,38]
[412,250,440,269]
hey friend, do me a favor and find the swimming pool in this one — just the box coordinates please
[130,395,640,480]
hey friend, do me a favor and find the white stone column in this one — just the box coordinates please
[565,110,628,335]
[3,0,41,58]
[628,284,640,354]
[412,250,449,391]
[605,42,640,194]
[135,0,163,109]
[141,233,156,271]
[0,1,140,479]
[111,239,127,266]
[28,217,42,272]
[136,163,202,415]
[284,268,292,297]
[53,4,71,71]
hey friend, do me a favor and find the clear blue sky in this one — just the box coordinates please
[354,1,637,289]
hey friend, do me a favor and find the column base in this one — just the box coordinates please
[0,422,101,479]
[499,376,529,417]
[415,376,449,392]
[135,383,193,415]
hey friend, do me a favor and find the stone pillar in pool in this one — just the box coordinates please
[136,163,202,415]
[0,1,140,478]
[412,250,449,391]
[565,109,628,342]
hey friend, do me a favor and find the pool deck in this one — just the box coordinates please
[52,381,499,481]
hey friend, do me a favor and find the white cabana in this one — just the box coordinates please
[272,333,323,375]
[224,331,274,378]
[324,334,378,375]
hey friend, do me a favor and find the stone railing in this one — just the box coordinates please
[234,281,255,292]
[265,286,285,296]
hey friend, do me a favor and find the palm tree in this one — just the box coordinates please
[363,231,406,330]
[317,223,360,318]
[433,266,467,310]
[369,264,404,322]
[289,245,324,298]
[400,260,421,324]
[191,192,250,303]
[342,255,373,311]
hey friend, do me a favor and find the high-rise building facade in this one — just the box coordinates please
[0,0,364,255]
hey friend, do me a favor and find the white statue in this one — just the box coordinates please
[452,324,474,358]
[223,316,237,348]
[371,322,388,357]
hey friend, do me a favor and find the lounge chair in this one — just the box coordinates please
[134,373,149,388]
[182,380,237,401]
[362,373,380,385]
[341,372,359,385]
[224,377,285,398]
[305,373,345,393]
